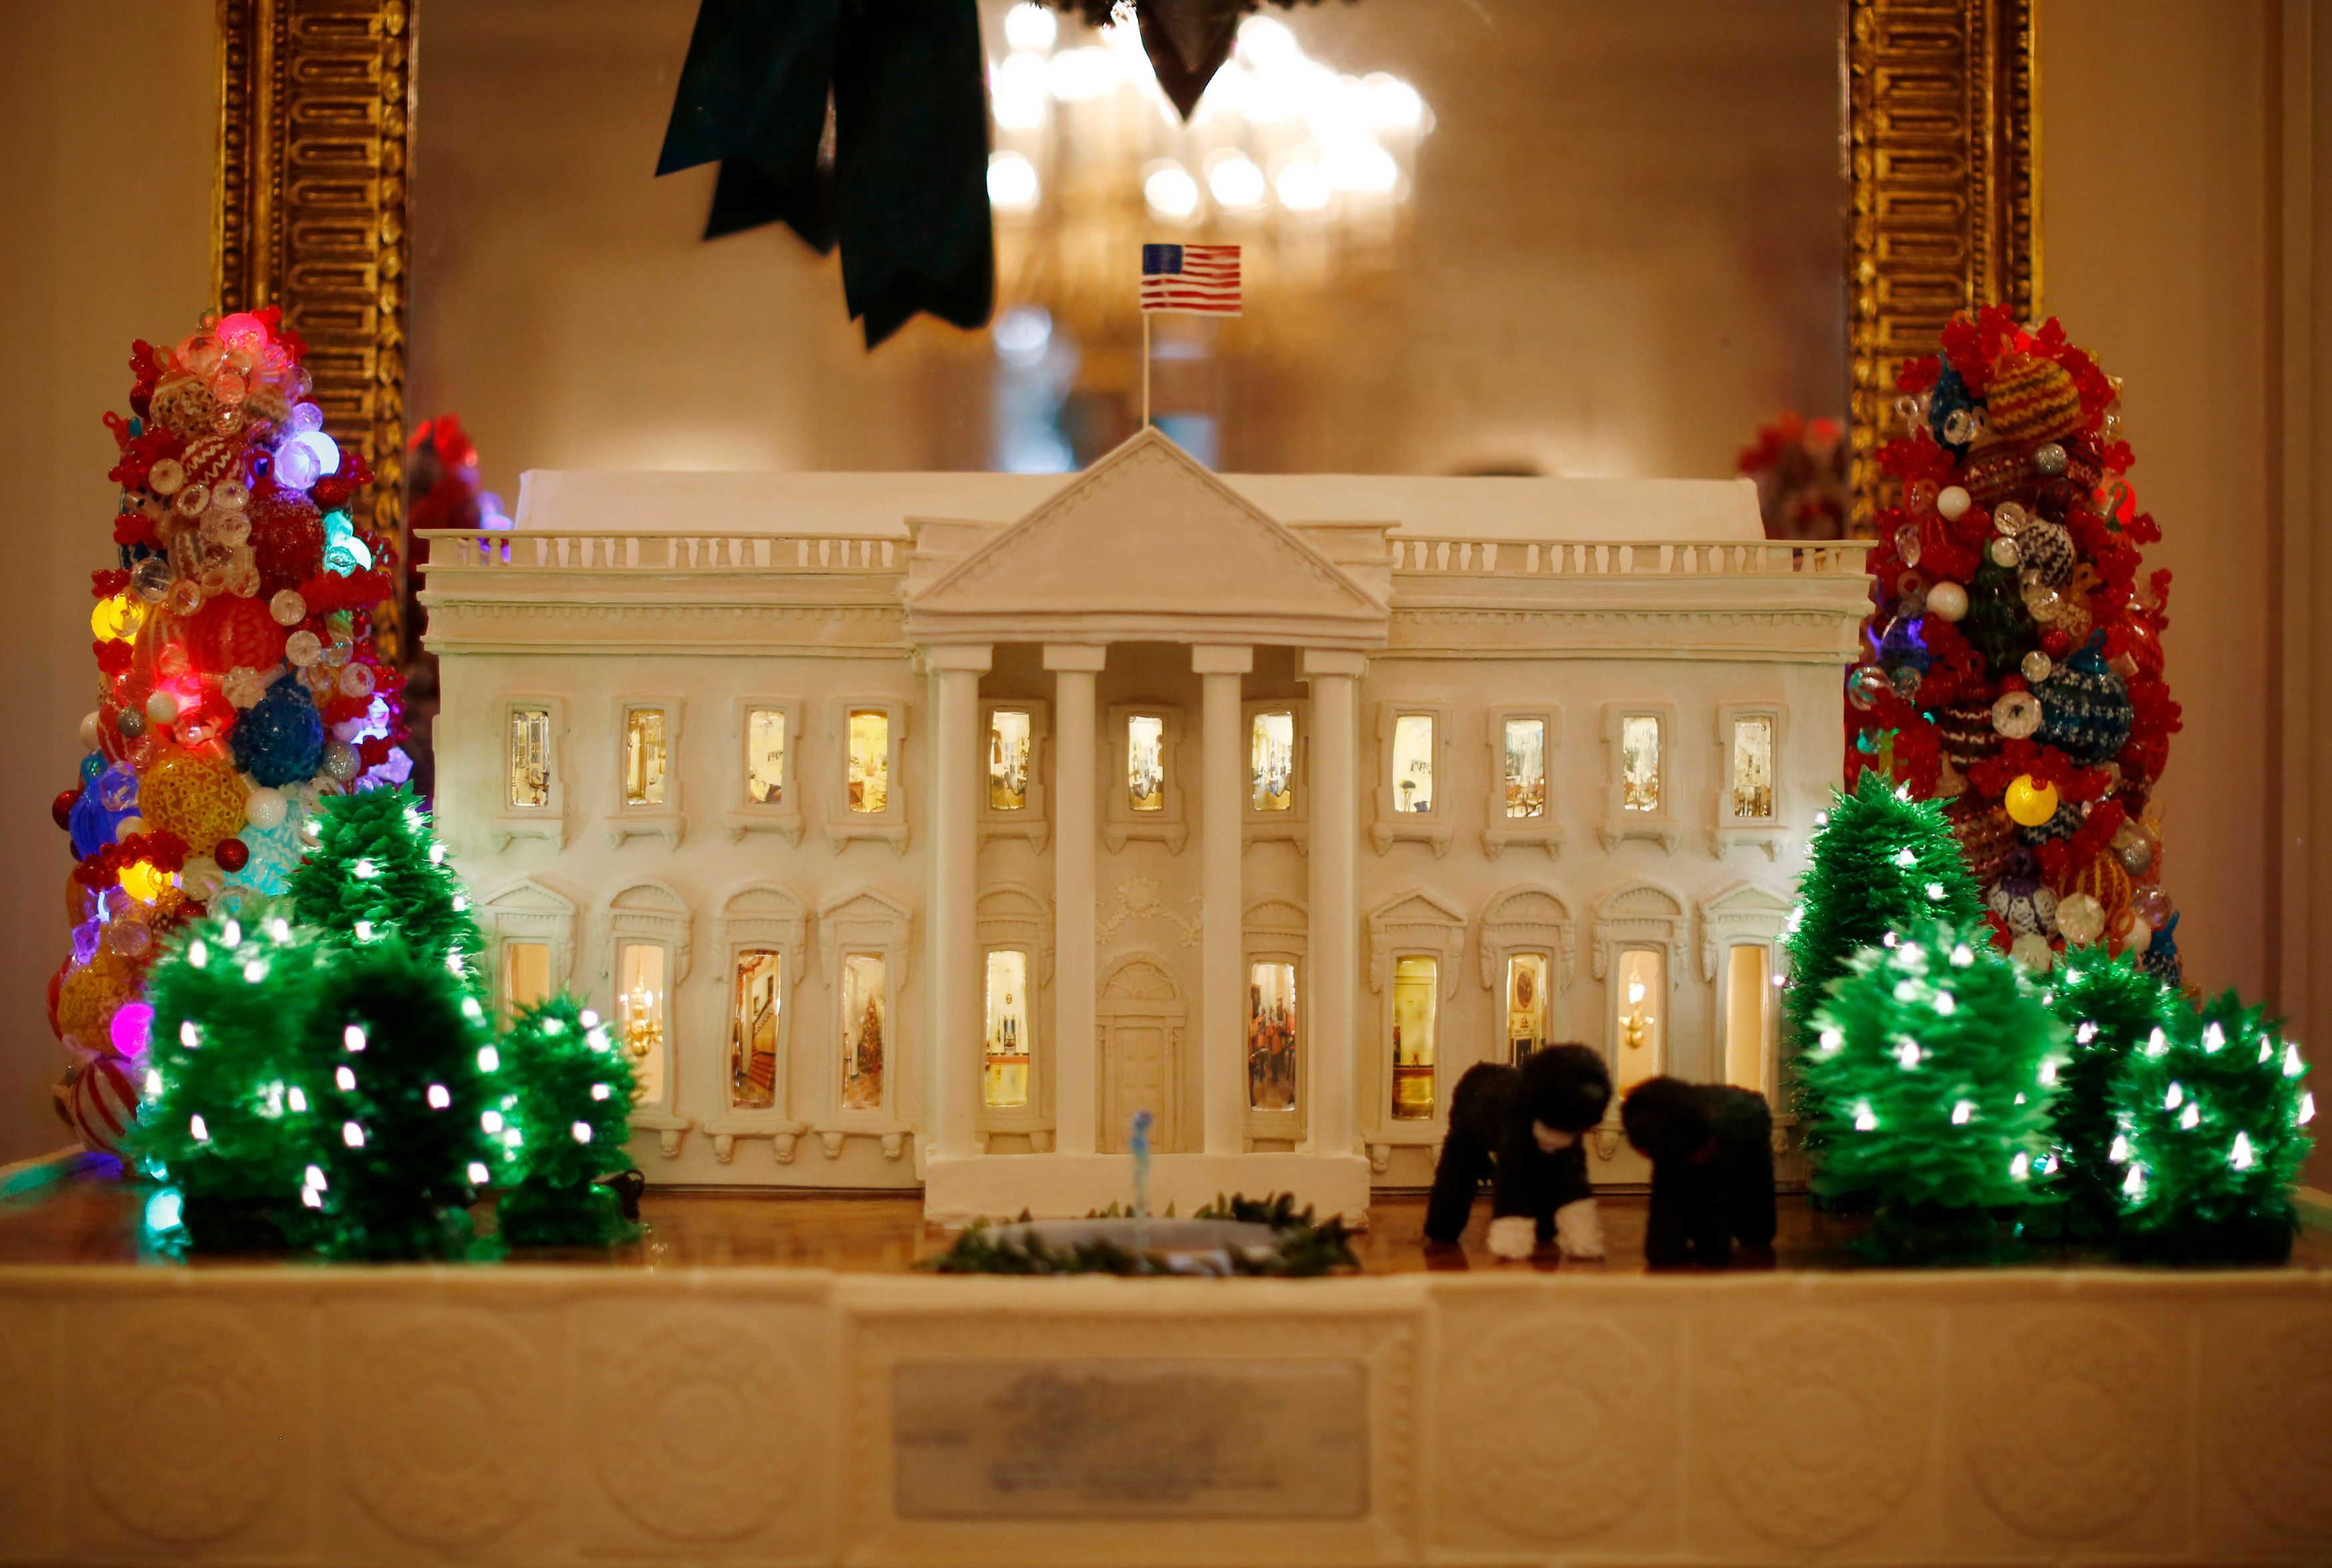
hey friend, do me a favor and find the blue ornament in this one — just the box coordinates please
[2139,911,2183,990]
[2037,639,2135,766]
[78,751,105,783]
[1928,363,1984,455]
[231,678,325,787]
[68,782,133,859]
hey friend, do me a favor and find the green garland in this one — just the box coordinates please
[922,1192,1358,1276]
[2031,951,2174,1242]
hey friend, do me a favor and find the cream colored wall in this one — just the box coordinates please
[0,3,216,1165]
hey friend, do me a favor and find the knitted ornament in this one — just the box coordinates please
[247,486,325,594]
[1960,440,2045,507]
[1927,363,1986,454]
[2022,797,2085,846]
[54,953,139,1049]
[180,433,242,490]
[149,375,219,440]
[2062,851,2134,940]
[1982,354,2084,442]
[223,793,310,898]
[2036,641,2135,765]
[1960,558,2040,675]
[1987,873,2059,937]
[1935,703,2002,769]
[2016,520,2077,588]
[184,592,287,673]
[230,677,324,787]
[1949,800,2018,885]
[138,749,249,856]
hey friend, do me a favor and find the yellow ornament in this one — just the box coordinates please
[89,593,145,643]
[54,954,138,1049]
[137,747,249,856]
[2004,773,2060,828]
[119,859,176,904]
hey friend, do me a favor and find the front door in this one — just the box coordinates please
[1097,954,1185,1154]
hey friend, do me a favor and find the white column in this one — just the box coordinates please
[926,644,991,1162]
[1193,644,1253,1156]
[1300,650,1366,1157]
[1043,644,1107,1156]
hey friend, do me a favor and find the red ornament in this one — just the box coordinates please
[183,592,288,673]
[53,788,79,830]
[247,484,326,594]
[212,837,250,873]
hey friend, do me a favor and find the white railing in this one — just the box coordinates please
[420,530,902,572]
[1387,538,1874,578]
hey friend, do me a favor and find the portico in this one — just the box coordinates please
[906,430,1389,1222]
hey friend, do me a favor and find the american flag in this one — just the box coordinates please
[1140,243,1242,315]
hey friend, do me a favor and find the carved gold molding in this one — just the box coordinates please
[1847,0,2040,534]
[214,0,414,659]
[213,1,2031,555]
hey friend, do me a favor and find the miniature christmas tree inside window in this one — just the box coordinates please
[1615,947,1662,1089]
[508,706,552,808]
[1391,955,1438,1119]
[1505,952,1548,1064]
[1503,717,1546,818]
[1620,715,1662,811]
[846,709,889,813]
[622,708,668,807]
[1251,711,1295,811]
[502,940,550,1016]
[615,941,668,1102]
[1391,713,1435,813]
[1724,944,1772,1088]
[1247,960,1297,1111]
[982,949,1030,1108]
[987,709,1031,811]
[1730,715,1775,819]
[746,707,786,804]
[1127,714,1165,811]
[728,949,780,1110]
[840,953,887,1111]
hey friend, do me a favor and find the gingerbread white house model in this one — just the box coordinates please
[420,430,1872,1221]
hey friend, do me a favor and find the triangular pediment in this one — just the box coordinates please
[905,430,1389,648]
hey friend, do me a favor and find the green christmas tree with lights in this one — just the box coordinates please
[136,912,326,1252]
[1799,922,2063,1262]
[1786,771,1987,1151]
[304,935,503,1261]
[288,785,484,986]
[496,995,640,1248]
[2032,952,2175,1242]
[2115,990,2313,1264]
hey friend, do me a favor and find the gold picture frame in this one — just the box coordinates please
[212,0,2034,560]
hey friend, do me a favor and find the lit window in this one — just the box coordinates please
[623,708,668,807]
[1505,953,1548,1064]
[1621,715,1661,812]
[508,705,551,808]
[1391,714,1435,813]
[1391,955,1437,1120]
[1614,947,1662,1093]
[1731,715,1775,821]
[989,709,1031,812]
[1247,961,1298,1110]
[1504,718,1546,819]
[1251,711,1295,812]
[616,942,668,1104]
[1127,714,1165,812]
[746,707,786,805]
[1724,945,1770,1090]
[983,950,1031,1108]
[502,940,550,1014]
[840,953,887,1110]
[848,709,889,814]
[730,949,781,1110]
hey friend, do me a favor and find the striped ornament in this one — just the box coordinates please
[1986,354,2084,442]
[67,1050,141,1156]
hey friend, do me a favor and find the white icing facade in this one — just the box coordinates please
[421,431,1872,1220]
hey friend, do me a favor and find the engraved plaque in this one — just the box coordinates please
[893,1358,1369,1519]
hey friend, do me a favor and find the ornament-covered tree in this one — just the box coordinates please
[496,996,640,1248]
[1799,923,2064,1263]
[1852,306,2181,977]
[1784,769,1986,1148]
[2115,991,2313,1264]
[2030,951,2175,1242]
[288,785,482,983]
[304,935,502,1260]
[135,911,324,1251]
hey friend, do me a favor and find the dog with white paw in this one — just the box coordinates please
[1423,1044,1612,1260]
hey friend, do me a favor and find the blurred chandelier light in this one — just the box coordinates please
[985,5,1431,334]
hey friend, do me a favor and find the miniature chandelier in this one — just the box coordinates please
[984,5,1431,342]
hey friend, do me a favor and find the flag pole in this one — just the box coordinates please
[1141,312,1153,428]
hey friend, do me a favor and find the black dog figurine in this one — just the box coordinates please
[1618,1076,1777,1266]
[1425,1044,1612,1259]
